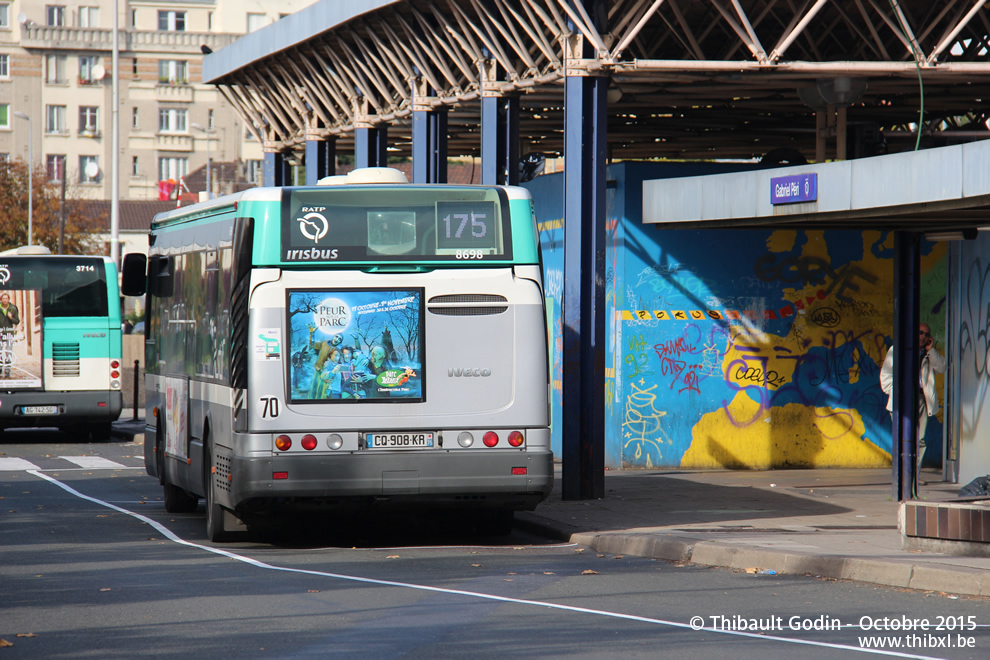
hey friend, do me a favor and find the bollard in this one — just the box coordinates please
[133,359,140,420]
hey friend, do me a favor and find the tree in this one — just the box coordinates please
[0,159,104,254]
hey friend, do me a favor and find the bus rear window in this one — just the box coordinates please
[281,186,512,263]
[0,258,108,317]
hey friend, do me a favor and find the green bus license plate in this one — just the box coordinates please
[367,432,435,449]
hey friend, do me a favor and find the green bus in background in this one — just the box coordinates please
[0,245,124,440]
[122,167,552,542]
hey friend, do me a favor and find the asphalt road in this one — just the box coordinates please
[2,431,989,659]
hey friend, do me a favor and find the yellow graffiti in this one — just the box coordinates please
[622,380,669,464]
[682,391,890,469]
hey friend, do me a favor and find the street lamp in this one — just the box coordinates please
[191,122,213,199]
[13,111,32,246]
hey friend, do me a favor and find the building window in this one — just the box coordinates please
[79,155,100,183]
[208,12,213,31]
[0,54,8,79]
[130,9,136,28]
[132,156,139,176]
[132,107,139,128]
[0,153,9,163]
[207,109,215,130]
[79,106,100,135]
[79,55,100,84]
[158,107,187,133]
[0,104,8,129]
[132,57,138,76]
[45,105,67,134]
[158,60,187,85]
[46,155,66,181]
[45,54,67,84]
[46,5,66,26]
[159,156,188,182]
[0,4,9,29]
[247,13,265,33]
[78,6,99,28]
[158,10,186,31]
[246,160,263,184]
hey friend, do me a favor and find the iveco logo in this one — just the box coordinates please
[83,333,106,338]
[448,368,492,377]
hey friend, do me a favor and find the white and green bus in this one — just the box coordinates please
[122,167,552,541]
[0,246,123,439]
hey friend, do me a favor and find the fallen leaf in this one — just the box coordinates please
[308,590,320,593]
[543,571,555,575]
[506,572,517,575]
[613,555,623,559]
[471,564,482,567]
[597,554,605,558]
[745,567,758,574]
[385,555,400,559]
[581,570,599,575]
[0,639,12,647]
[16,633,37,638]
[100,588,112,592]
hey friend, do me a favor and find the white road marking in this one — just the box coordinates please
[60,456,128,469]
[26,470,947,660]
[0,457,40,471]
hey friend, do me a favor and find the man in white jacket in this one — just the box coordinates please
[880,323,946,469]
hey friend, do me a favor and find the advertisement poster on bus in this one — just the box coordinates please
[287,288,424,403]
[164,376,188,459]
[0,288,43,389]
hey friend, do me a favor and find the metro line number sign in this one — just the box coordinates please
[770,173,818,205]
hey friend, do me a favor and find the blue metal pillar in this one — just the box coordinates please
[355,125,388,168]
[412,105,448,183]
[892,231,922,501]
[480,95,519,185]
[305,138,335,185]
[561,73,608,500]
[263,151,288,187]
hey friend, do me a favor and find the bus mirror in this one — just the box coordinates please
[149,256,174,298]
[121,253,148,296]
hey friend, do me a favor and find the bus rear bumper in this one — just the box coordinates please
[224,449,554,513]
[0,390,123,428]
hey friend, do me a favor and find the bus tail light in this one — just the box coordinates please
[457,432,474,447]
[275,435,292,451]
[111,360,120,369]
[512,467,527,475]
[483,431,499,447]
[109,359,121,390]
[301,434,317,451]
[327,434,343,450]
[507,431,524,447]
[273,472,288,480]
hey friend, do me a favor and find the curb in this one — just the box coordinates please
[515,513,990,598]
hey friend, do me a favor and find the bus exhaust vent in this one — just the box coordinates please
[52,343,81,377]
[428,294,508,316]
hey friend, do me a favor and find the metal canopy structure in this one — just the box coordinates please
[204,0,990,163]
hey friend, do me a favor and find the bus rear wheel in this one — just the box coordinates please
[88,422,112,442]
[204,445,243,543]
[163,482,198,513]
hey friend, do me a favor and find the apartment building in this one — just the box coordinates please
[0,0,314,201]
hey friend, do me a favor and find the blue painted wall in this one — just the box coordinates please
[527,162,947,469]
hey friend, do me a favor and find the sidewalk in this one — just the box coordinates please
[517,466,990,598]
[109,415,990,597]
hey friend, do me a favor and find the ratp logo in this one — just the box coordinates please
[297,211,329,244]
[0,268,9,285]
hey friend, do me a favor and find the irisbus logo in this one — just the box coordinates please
[447,368,492,377]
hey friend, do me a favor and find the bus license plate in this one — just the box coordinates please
[22,406,59,416]
[366,432,435,449]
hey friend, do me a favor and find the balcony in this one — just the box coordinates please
[156,134,193,152]
[156,84,194,103]
[21,25,238,55]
